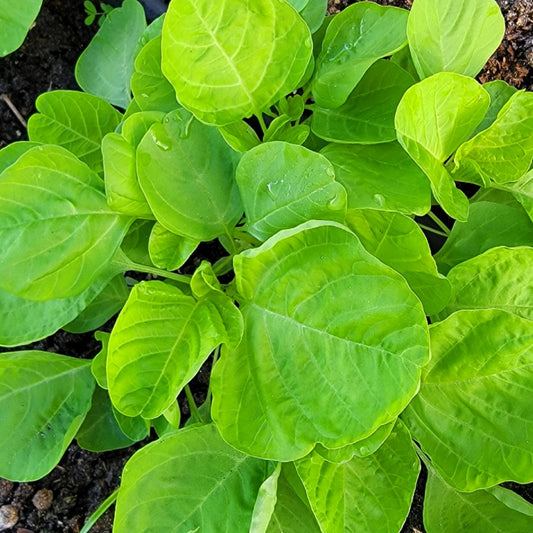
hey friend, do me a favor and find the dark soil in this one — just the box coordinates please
[0,0,532,532]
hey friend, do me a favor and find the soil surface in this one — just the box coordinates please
[1,0,533,532]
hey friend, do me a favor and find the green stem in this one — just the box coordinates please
[80,489,119,533]
[234,230,261,247]
[114,256,190,285]
[418,223,448,238]
[428,211,451,236]
[301,84,313,103]
[213,255,235,276]
[256,113,268,135]
[185,385,204,423]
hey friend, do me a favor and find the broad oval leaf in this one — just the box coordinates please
[312,59,414,144]
[295,421,420,533]
[312,2,408,108]
[0,351,94,481]
[137,109,242,241]
[161,0,313,125]
[321,142,431,216]
[114,424,275,532]
[107,280,242,419]
[75,0,147,108]
[0,145,131,301]
[423,468,533,533]
[395,73,490,221]
[408,0,505,79]
[299,0,328,34]
[0,0,42,56]
[437,246,533,322]
[148,222,199,271]
[402,309,533,490]
[236,141,347,241]
[212,221,429,461]
[453,92,533,185]
[27,90,122,175]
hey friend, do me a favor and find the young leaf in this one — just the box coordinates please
[407,0,505,79]
[27,90,122,175]
[161,0,312,125]
[63,274,129,334]
[312,2,408,108]
[506,169,533,221]
[0,145,131,301]
[137,109,243,241]
[75,0,147,108]
[402,309,533,491]
[436,246,533,321]
[0,0,42,56]
[321,142,431,216]
[0,351,94,481]
[236,141,347,241]
[312,59,414,144]
[346,209,451,315]
[295,421,420,533]
[148,222,199,271]
[452,92,533,185]
[76,386,136,452]
[434,192,533,274]
[218,120,261,153]
[266,463,322,533]
[107,280,242,419]
[212,221,429,461]
[114,424,276,532]
[91,331,110,389]
[250,463,282,533]
[423,468,533,533]
[131,36,179,113]
[395,72,490,221]
[120,219,155,266]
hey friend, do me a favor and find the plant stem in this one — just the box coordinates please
[80,489,119,533]
[234,229,261,247]
[256,113,268,135]
[418,223,449,238]
[185,385,204,423]
[113,256,190,285]
[428,211,451,236]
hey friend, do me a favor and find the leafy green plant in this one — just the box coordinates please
[83,0,114,26]
[1,0,533,531]
[0,0,43,56]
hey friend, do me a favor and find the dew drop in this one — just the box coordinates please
[358,445,369,456]
[326,167,335,178]
[155,139,170,151]
[373,193,385,207]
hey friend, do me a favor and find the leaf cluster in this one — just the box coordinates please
[1,0,533,531]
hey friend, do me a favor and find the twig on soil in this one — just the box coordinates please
[0,93,27,128]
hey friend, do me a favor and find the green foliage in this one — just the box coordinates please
[1,0,533,531]
[0,0,42,56]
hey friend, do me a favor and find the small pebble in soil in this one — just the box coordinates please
[32,488,53,511]
[0,479,14,499]
[0,504,19,531]
[16,529,34,533]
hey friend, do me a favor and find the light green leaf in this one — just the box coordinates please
[299,0,328,33]
[434,192,533,274]
[91,331,110,389]
[0,145,131,301]
[75,0,147,108]
[121,110,165,145]
[212,221,429,461]
[137,109,242,241]
[436,247,533,321]
[295,421,419,533]
[503,169,533,222]
[0,0,42,56]
[102,131,154,218]
[63,275,129,333]
[312,2,408,108]
[0,269,118,348]
[161,0,312,125]
[315,421,395,463]
[250,463,282,533]
[113,408,150,440]
[218,120,261,153]
[148,222,199,271]
[266,463,322,533]
[107,280,240,418]
[0,351,94,481]
[114,424,275,533]
[120,219,155,266]
[131,36,179,113]
[312,59,414,144]
[321,142,431,216]
[191,261,222,298]
[395,73,490,221]
[453,92,533,185]
[0,141,40,173]
[423,468,533,533]
[472,80,518,137]
[27,90,122,175]
[346,209,451,315]
[76,386,135,452]
[236,141,347,241]
[402,309,533,490]
[407,0,505,79]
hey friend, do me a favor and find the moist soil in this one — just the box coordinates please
[0,0,533,531]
